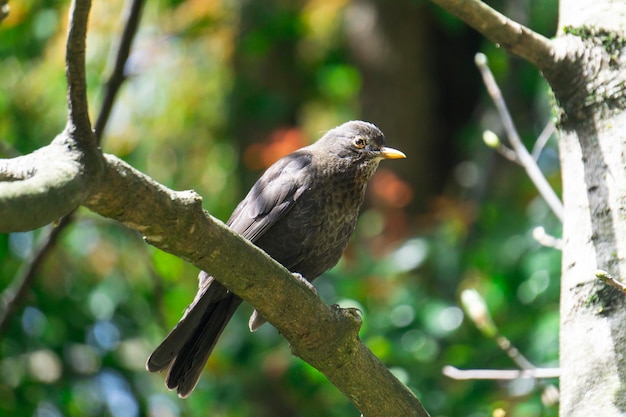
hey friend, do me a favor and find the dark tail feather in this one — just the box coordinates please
[166,293,241,397]
[146,272,242,398]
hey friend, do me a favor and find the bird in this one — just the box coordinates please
[146,120,406,397]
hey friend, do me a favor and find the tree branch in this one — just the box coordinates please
[429,0,555,70]
[461,289,536,371]
[595,270,626,293]
[532,226,563,250]
[475,53,564,223]
[94,0,145,142]
[482,130,519,163]
[0,134,91,232]
[83,154,430,417]
[0,0,102,232]
[531,122,556,161]
[443,366,560,380]
[1,0,144,230]
[66,0,94,140]
[0,0,144,334]
[0,214,73,333]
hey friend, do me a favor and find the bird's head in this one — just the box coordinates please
[315,120,406,163]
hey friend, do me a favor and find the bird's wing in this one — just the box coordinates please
[227,151,313,242]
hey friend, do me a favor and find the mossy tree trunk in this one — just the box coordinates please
[547,24,626,417]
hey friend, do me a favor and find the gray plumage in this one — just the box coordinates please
[146,120,405,397]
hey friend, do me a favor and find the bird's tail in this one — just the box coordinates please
[146,272,242,398]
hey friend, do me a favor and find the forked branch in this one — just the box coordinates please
[476,53,564,222]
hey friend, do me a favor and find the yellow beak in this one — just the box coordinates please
[380,146,406,160]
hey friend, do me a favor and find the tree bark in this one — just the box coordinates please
[557,107,626,415]
[546,27,626,417]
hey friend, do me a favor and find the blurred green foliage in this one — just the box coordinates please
[1,0,561,416]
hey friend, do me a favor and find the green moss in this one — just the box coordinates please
[563,25,626,57]
[614,384,626,409]
[585,291,600,308]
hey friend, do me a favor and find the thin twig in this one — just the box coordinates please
[443,366,560,380]
[483,130,519,163]
[457,288,559,401]
[496,334,535,371]
[0,214,74,333]
[429,0,555,70]
[94,0,146,143]
[532,226,562,250]
[475,53,564,222]
[461,289,537,370]
[531,122,556,161]
[595,270,626,293]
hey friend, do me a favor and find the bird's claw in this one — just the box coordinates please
[292,272,318,296]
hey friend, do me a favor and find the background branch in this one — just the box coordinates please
[476,53,564,222]
[459,288,560,404]
[429,0,555,69]
[0,214,73,333]
[531,122,556,161]
[533,226,563,249]
[94,0,145,142]
[443,366,560,380]
[460,289,536,370]
[482,130,519,163]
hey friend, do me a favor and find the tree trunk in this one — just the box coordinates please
[545,5,626,415]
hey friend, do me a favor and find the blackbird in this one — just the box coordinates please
[146,120,405,397]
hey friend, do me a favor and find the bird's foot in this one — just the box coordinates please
[292,272,318,296]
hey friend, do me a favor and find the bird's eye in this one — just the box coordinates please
[353,137,366,149]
